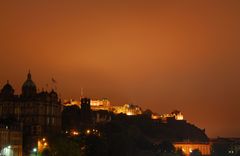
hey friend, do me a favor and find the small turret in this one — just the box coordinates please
[1,80,15,98]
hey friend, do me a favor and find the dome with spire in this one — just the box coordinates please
[22,71,37,97]
[1,80,14,96]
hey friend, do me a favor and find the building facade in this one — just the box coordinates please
[0,72,62,155]
[174,142,211,156]
[0,124,22,156]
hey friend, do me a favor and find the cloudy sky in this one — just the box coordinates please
[0,0,240,137]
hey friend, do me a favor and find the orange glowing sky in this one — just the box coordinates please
[0,1,240,137]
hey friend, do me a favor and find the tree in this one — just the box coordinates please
[42,149,51,156]
[47,134,83,156]
[85,135,108,156]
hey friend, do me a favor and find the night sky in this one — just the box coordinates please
[0,1,240,137]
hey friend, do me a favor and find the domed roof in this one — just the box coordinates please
[22,72,36,89]
[1,80,14,95]
[22,71,37,97]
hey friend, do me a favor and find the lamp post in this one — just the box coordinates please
[33,147,37,156]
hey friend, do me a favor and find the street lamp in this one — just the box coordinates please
[33,147,37,156]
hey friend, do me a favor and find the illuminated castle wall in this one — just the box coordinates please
[151,110,184,121]
[112,104,142,116]
[64,99,142,116]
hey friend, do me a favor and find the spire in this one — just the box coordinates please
[27,70,31,80]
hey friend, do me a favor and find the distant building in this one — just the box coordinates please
[91,98,110,107]
[80,98,92,124]
[112,104,142,116]
[151,110,184,122]
[211,137,240,155]
[0,123,22,156]
[90,99,111,111]
[63,99,80,107]
[0,72,62,155]
[63,98,142,116]
[174,142,211,156]
[64,98,111,110]
[92,110,111,124]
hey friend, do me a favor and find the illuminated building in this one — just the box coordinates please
[64,98,111,110]
[64,99,142,116]
[0,124,22,156]
[151,110,184,121]
[90,99,112,111]
[151,113,161,120]
[63,99,80,107]
[171,110,184,120]
[112,104,142,116]
[91,98,110,107]
[0,72,62,155]
[174,142,211,156]
[92,110,111,123]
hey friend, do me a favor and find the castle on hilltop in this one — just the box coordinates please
[0,72,62,155]
[64,98,142,116]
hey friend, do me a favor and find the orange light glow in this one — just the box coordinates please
[86,129,91,134]
[174,142,210,156]
[71,130,80,136]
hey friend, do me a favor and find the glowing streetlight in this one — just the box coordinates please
[33,148,37,152]
[86,129,90,134]
[33,147,38,156]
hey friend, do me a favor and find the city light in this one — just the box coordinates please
[38,137,48,153]
[126,112,133,116]
[33,148,37,152]
[70,130,80,136]
[86,129,90,134]
[1,145,13,156]
[189,148,192,153]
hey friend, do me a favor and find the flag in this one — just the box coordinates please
[52,78,57,83]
